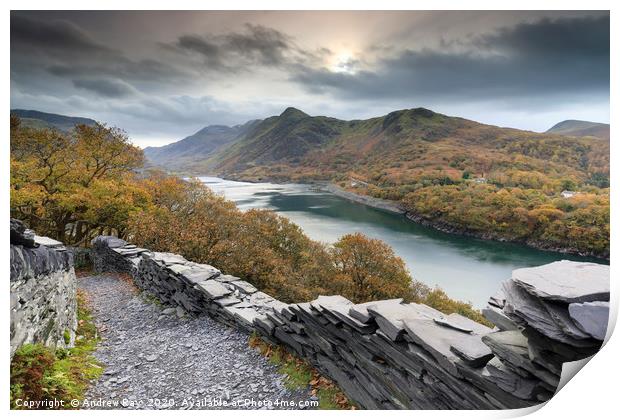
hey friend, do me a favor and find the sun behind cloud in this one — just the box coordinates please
[330,51,356,74]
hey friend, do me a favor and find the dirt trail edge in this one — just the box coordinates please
[79,274,315,410]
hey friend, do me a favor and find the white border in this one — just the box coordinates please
[3,1,617,419]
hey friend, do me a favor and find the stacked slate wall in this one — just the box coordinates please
[10,219,78,357]
[91,235,610,410]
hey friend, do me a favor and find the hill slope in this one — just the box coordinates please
[10,109,97,132]
[143,120,259,172]
[73,105,608,257]
[201,107,608,257]
[546,120,610,140]
[204,107,608,188]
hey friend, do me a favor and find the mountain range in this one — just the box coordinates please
[10,107,610,187]
[140,108,609,187]
[10,109,97,132]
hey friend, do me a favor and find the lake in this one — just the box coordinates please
[199,176,604,307]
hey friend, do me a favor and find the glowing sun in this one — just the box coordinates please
[330,51,356,74]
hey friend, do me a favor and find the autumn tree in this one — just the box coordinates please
[331,233,425,302]
[10,117,146,244]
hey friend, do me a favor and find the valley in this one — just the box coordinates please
[144,107,610,258]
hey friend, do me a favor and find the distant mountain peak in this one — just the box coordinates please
[546,119,609,140]
[279,107,309,119]
[196,124,233,134]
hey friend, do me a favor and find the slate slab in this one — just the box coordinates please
[311,295,376,333]
[568,301,609,341]
[488,289,506,309]
[225,306,261,326]
[311,295,352,312]
[150,252,187,266]
[502,280,591,347]
[182,266,221,283]
[215,274,241,282]
[542,300,592,341]
[34,235,65,249]
[482,306,518,331]
[214,296,241,307]
[450,335,494,367]
[230,280,258,294]
[434,313,492,335]
[254,315,276,335]
[482,357,539,400]
[194,279,232,299]
[512,261,610,303]
[403,318,474,376]
[482,330,559,389]
[349,298,403,323]
[368,302,442,341]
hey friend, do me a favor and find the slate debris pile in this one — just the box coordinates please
[481,261,609,403]
[92,236,610,410]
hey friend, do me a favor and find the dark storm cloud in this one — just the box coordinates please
[72,78,137,98]
[11,14,113,55]
[224,24,292,66]
[9,11,609,145]
[11,13,188,87]
[167,23,311,70]
[46,58,186,83]
[174,35,222,66]
[291,15,610,101]
[475,15,609,58]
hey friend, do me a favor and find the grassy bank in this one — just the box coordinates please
[10,290,103,409]
[249,333,353,410]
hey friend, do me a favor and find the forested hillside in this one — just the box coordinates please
[194,107,609,257]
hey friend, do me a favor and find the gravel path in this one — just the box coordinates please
[79,274,315,410]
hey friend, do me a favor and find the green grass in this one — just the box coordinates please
[141,291,163,307]
[248,333,351,409]
[10,290,103,409]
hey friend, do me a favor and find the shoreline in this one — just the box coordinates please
[318,184,406,215]
[204,174,609,262]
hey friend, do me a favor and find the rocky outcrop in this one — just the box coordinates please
[91,236,610,410]
[10,219,77,357]
[481,261,609,400]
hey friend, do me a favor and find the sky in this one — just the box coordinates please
[10,10,610,148]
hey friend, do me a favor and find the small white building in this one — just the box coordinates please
[561,190,578,198]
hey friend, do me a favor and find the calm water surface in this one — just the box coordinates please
[200,176,605,307]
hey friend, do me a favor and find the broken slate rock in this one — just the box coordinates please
[482,306,518,331]
[568,301,609,341]
[194,279,231,299]
[450,335,494,367]
[230,280,258,294]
